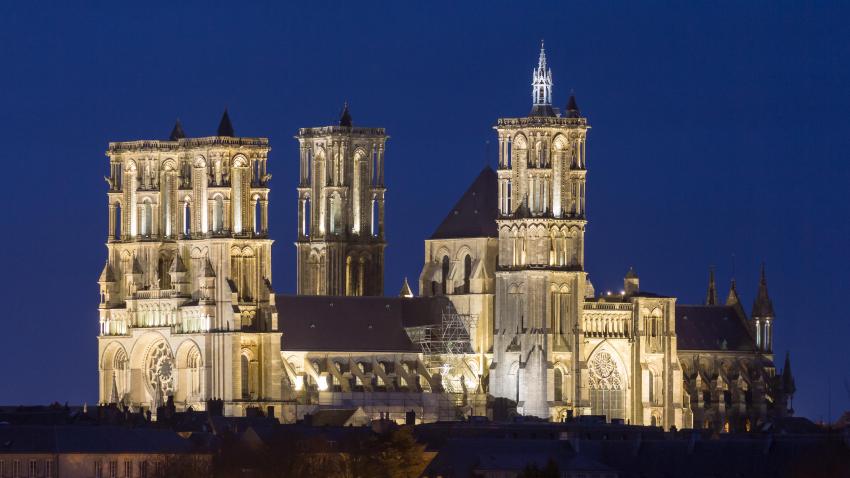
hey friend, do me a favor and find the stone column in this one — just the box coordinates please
[108,203,116,240]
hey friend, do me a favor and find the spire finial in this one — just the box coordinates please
[339,101,352,127]
[706,265,718,306]
[760,261,767,284]
[530,40,554,116]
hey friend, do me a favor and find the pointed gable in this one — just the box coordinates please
[429,166,498,240]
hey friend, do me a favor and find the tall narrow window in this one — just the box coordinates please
[648,370,655,404]
[114,203,122,239]
[183,201,191,236]
[232,167,243,233]
[140,199,152,236]
[253,197,260,233]
[241,354,250,399]
[441,256,450,295]
[554,368,563,402]
[303,197,311,236]
[213,196,223,233]
[370,198,377,236]
[462,254,472,294]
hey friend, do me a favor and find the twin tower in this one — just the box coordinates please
[294,104,388,297]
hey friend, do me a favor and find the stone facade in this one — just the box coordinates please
[98,45,792,431]
[97,112,282,417]
[295,105,387,296]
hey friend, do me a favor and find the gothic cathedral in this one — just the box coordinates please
[97,44,793,432]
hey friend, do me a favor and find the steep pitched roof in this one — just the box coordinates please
[217,109,234,137]
[430,166,498,240]
[705,267,718,305]
[276,295,451,352]
[676,305,756,352]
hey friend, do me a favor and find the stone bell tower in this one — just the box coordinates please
[97,111,282,417]
[295,104,388,296]
[490,42,590,418]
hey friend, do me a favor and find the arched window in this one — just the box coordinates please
[329,193,342,235]
[188,349,201,396]
[462,254,472,294]
[212,196,224,233]
[554,368,563,402]
[157,255,172,290]
[588,350,625,421]
[241,354,251,399]
[303,197,311,236]
[183,201,191,237]
[441,256,450,295]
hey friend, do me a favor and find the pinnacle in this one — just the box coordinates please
[169,119,186,141]
[217,109,234,137]
[339,102,352,127]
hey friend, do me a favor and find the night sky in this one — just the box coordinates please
[1,2,848,422]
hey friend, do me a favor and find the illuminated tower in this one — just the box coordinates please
[97,111,282,416]
[295,104,388,296]
[751,263,775,356]
[490,43,590,417]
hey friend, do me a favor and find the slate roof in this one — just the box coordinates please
[429,166,499,240]
[676,305,755,352]
[276,295,450,352]
[0,426,207,454]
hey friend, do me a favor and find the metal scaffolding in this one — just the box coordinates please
[410,308,477,397]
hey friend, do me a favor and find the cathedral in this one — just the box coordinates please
[97,44,794,431]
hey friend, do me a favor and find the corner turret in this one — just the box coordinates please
[751,263,775,353]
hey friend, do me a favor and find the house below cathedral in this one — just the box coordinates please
[97,43,793,432]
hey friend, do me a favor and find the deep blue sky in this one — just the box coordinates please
[1,2,848,422]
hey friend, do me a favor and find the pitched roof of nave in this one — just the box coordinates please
[429,166,499,240]
[276,295,452,353]
[675,305,756,352]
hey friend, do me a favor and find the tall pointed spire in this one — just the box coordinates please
[752,262,775,317]
[339,101,352,127]
[110,372,119,404]
[705,266,718,305]
[217,109,234,137]
[782,352,796,395]
[169,119,186,141]
[725,278,736,302]
[530,40,555,117]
